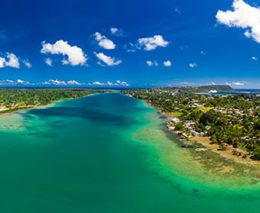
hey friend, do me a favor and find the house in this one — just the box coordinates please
[171,117,180,123]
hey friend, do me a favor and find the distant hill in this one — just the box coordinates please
[197,85,234,92]
[176,85,234,94]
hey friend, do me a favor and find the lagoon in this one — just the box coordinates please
[0,93,259,212]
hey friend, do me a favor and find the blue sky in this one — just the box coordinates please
[0,0,260,88]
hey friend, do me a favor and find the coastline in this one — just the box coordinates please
[0,93,99,116]
[0,103,56,116]
[135,97,260,167]
[132,98,260,189]
[162,110,260,167]
[1,92,259,168]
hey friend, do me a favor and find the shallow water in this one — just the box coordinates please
[0,93,259,212]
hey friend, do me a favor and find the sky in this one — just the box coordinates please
[0,0,260,88]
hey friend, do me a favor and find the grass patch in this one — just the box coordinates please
[167,111,182,117]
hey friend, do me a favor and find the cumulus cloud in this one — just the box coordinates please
[0,79,32,86]
[111,27,119,34]
[94,32,116,50]
[232,81,245,86]
[89,80,129,87]
[0,79,83,87]
[116,80,129,86]
[0,53,20,69]
[92,81,104,86]
[17,79,25,84]
[226,81,245,87]
[67,80,81,85]
[23,60,32,68]
[138,35,169,51]
[0,79,15,85]
[45,58,53,66]
[189,63,197,68]
[0,57,5,68]
[5,53,20,68]
[251,56,258,61]
[95,52,122,66]
[42,80,83,86]
[163,60,172,67]
[146,60,159,67]
[216,0,260,43]
[44,79,67,86]
[110,27,123,36]
[41,40,87,66]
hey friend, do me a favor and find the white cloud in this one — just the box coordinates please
[0,79,83,87]
[216,0,260,43]
[94,32,116,50]
[110,27,123,36]
[67,80,81,85]
[163,60,172,67]
[23,60,32,68]
[146,61,153,67]
[17,79,24,84]
[0,79,31,86]
[0,53,20,69]
[44,79,67,86]
[41,40,87,66]
[232,81,245,86]
[107,81,113,86]
[16,79,31,85]
[5,53,20,68]
[111,27,119,35]
[251,56,258,61]
[95,52,122,66]
[42,79,83,86]
[90,80,129,87]
[116,80,129,86]
[226,81,245,87]
[92,81,104,86]
[0,79,15,85]
[45,58,53,66]
[189,63,197,68]
[146,60,159,67]
[0,57,5,68]
[200,51,207,55]
[138,35,169,51]
[225,82,232,86]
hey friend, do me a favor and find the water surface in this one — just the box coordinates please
[0,93,259,212]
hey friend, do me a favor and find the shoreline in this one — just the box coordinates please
[0,94,96,116]
[136,97,260,167]
[0,101,62,116]
[162,110,260,167]
[135,99,260,189]
[1,93,259,168]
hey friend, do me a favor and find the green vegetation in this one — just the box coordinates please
[123,88,260,160]
[0,88,106,113]
[169,85,234,94]
[197,85,234,92]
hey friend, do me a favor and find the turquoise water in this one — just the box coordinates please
[0,93,259,212]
